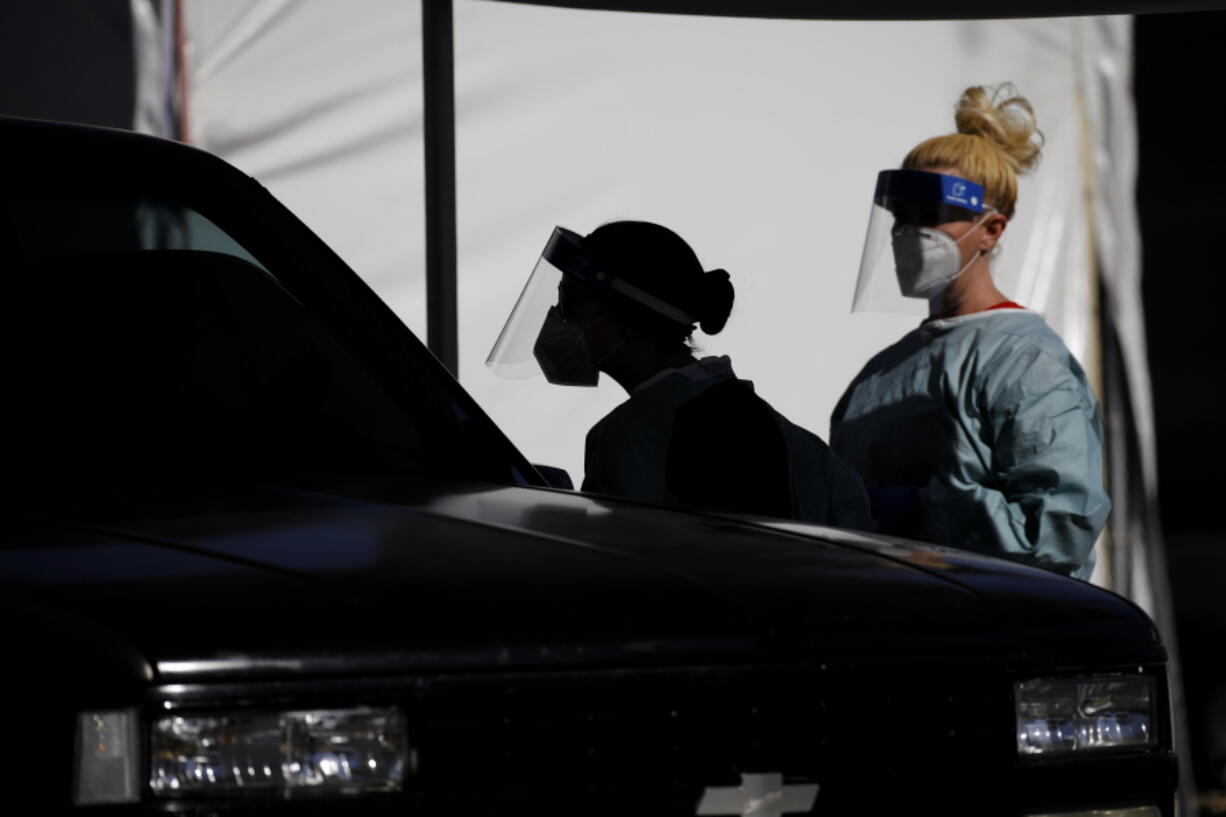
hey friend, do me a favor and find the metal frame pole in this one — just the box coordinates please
[422,0,459,375]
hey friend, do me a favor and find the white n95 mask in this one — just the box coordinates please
[891,214,990,299]
[533,306,599,387]
[532,306,631,387]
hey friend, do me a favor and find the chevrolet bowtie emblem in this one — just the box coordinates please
[696,773,819,816]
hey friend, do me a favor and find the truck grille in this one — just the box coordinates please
[408,662,1013,810]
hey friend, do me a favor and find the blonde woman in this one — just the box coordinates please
[830,85,1110,578]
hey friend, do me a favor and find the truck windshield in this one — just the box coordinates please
[1,192,516,486]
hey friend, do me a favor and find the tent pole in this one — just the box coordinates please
[422,0,459,375]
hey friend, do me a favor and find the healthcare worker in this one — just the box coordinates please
[830,85,1110,579]
[489,220,872,529]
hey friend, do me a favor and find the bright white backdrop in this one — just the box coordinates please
[184,1,1126,495]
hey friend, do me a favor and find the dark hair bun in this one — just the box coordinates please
[698,268,734,335]
[582,220,735,343]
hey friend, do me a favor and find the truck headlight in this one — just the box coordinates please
[150,707,406,797]
[1016,676,1155,756]
[75,710,140,805]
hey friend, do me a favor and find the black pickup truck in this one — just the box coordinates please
[0,116,1175,816]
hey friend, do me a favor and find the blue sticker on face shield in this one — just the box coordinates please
[874,170,986,213]
[939,173,984,209]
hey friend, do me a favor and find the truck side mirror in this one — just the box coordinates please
[532,464,574,490]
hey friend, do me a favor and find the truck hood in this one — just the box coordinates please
[0,475,1159,682]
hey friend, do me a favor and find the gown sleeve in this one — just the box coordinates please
[926,344,1111,577]
[825,450,875,532]
[581,417,618,495]
[580,406,672,503]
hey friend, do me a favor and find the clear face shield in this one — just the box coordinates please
[851,170,990,316]
[486,227,694,385]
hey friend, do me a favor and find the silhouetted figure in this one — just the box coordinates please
[488,220,871,528]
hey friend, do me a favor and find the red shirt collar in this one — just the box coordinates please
[923,301,1026,324]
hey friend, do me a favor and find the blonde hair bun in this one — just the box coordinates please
[954,84,1044,174]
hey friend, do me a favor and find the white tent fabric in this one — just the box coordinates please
[131,0,180,139]
[180,0,1139,588]
[185,0,427,331]
[1077,16,1158,610]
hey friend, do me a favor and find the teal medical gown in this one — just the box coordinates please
[830,309,1110,579]
[583,356,873,529]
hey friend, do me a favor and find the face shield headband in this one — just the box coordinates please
[542,228,695,326]
[851,170,990,316]
[486,227,695,380]
[873,169,987,217]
